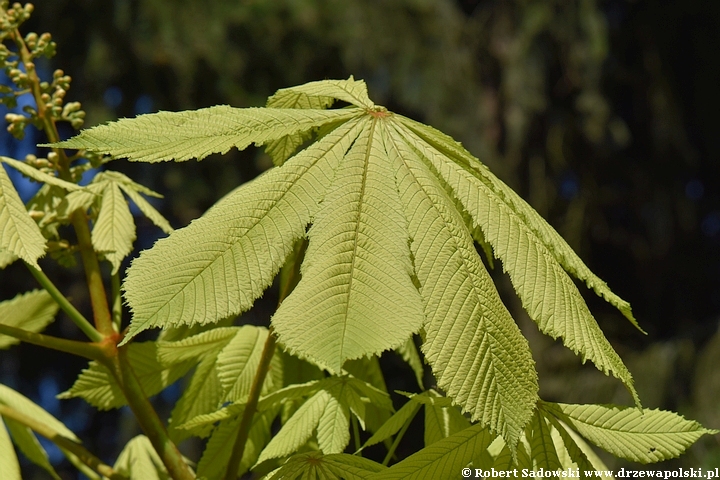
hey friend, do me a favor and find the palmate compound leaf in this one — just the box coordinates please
[0,290,59,349]
[257,376,393,464]
[540,402,719,464]
[64,78,642,449]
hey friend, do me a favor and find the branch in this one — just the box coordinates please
[0,404,127,480]
[109,348,196,480]
[0,323,105,362]
[25,263,103,342]
[13,29,114,337]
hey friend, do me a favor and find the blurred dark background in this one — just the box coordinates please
[1,0,720,476]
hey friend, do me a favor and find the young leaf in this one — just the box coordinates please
[100,171,173,234]
[361,398,421,450]
[0,290,59,349]
[257,388,331,464]
[542,402,719,463]
[3,417,60,479]
[114,435,169,480]
[156,327,237,440]
[58,342,195,409]
[197,407,278,479]
[369,422,495,479]
[121,117,367,343]
[0,418,21,480]
[50,106,363,163]
[424,390,471,447]
[217,326,278,402]
[0,163,46,268]
[266,452,387,480]
[0,157,83,192]
[91,181,135,274]
[0,384,79,442]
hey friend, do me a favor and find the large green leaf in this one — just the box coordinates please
[0,290,58,349]
[0,163,45,267]
[68,78,644,449]
[542,402,718,463]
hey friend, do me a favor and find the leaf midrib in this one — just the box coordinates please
[338,116,377,366]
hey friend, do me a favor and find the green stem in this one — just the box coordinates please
[25,262,103,342]
[111,271,122,332]
[111,347,196,480]
[383,417,412,466]
[11,22,188,479]
[352,415,362,454]
[224,239,307,480]
[0,323,105,361]
[0,404,127,480]
[71,211,115,337]
[223,330,276,480]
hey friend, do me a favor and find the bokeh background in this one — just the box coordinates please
[1,0,720,477]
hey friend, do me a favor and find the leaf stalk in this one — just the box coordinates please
[224,238,308,479]
[25,262,103,342]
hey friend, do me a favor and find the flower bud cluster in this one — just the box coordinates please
[1,2,86,139]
